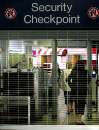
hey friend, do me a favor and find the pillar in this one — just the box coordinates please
[25,45,32,69]
[0,40,8,68]
[87,41,92,119]
[51,40,58,121]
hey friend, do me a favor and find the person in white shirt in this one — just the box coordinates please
[63,63,72,113]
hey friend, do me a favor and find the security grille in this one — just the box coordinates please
[0,30,99,125]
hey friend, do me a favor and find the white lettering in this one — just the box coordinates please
[24,15,31,24]
[31,3,38,12]
[31,3,73,13]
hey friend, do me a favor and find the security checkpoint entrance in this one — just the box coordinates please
[0,30,99,125]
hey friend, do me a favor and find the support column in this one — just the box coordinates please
[87,41,92,119]
[96,45,98,113]
[0,40,8,96]
[0,40,8,68]
[28,96,30,125]
[25,46,32,124]
[25,46,32,69]
[51,40,58,121]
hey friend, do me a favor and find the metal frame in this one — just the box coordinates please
[0,30,95,124]
[87,41,92,119]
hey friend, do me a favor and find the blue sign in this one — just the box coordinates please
[0,0,99,29]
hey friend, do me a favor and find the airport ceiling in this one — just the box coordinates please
[0,30,99,40]
[9,39,87,48]
[0,30,99,48]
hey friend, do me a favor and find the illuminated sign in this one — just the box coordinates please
[0,0,99,29]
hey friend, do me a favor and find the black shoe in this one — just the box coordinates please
[76,122,85,125]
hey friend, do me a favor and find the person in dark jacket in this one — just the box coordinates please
[68,60,91,124]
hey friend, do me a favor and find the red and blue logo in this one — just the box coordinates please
[87,7,99,20]
[4,8,17,20]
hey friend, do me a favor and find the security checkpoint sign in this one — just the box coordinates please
[0,0,99,29]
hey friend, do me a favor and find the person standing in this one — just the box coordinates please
[63,63,72,112]
[68,61,91,124]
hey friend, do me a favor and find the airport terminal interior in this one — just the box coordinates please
[0,30,99,125]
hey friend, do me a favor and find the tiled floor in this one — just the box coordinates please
[0,89,99,125]
[32,111,99,125]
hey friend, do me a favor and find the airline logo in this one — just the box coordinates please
[4,8,17,20]
[87,7,99,20]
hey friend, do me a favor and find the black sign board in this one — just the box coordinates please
[0,0,99,29]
